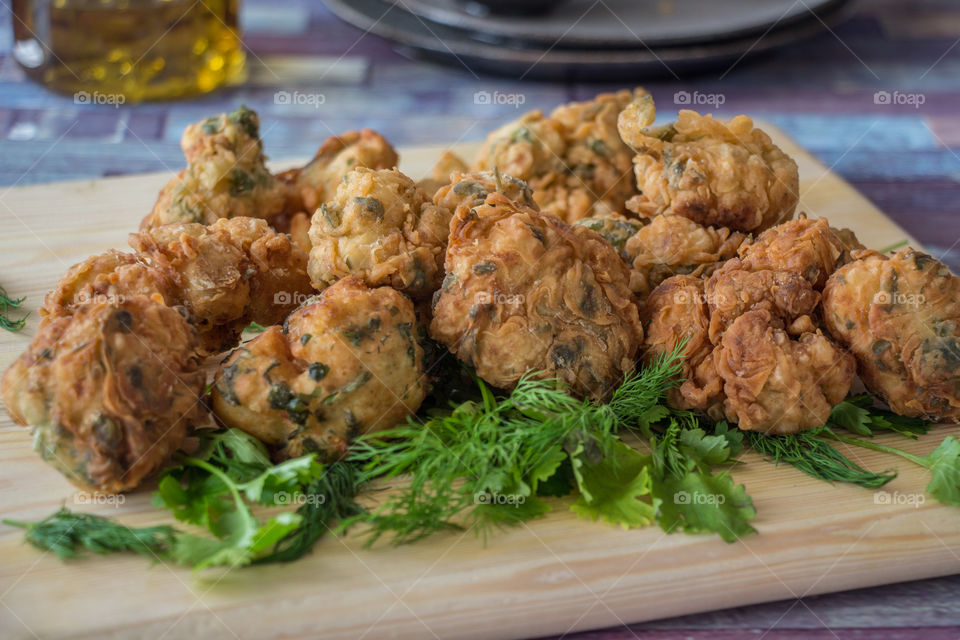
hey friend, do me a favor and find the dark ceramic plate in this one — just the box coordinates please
[322,0,853,81]
[400,0,842,49]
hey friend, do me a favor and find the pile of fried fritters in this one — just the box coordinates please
[4,89,959,493]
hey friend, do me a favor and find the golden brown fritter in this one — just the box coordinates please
[643,264,855,433]
[738,215,864,289]
[640,275,721,413]
[307,168,452,299]
[618,95,798,233]
[430,191,643,400]
[417,150,470,200]
[473,89,643,223]
[211,278,426,461]
[715,309,855,434]
[41,250,175,319]
[143,106,284,229]
[434,170,539,222]
[44,218,312,355]
[823,249,960,419]
[704,262,821,342]
[277,129,399,216]
[623,215,748,298]
[1,296,206,492]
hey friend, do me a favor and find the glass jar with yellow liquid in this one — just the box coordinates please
[12,0,246,102]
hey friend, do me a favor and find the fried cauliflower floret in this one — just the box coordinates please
[307,168,452,299]
[143,106,284,228]
[618,94,798,232]
[640,275,721,412]
[715,309,855,434]
[1,297,206,492]
[643,265,854,433]
[417,150,470,200]
[823,249,960,419]
[472,89,643,223]
[623,215,748,298]
[738,215,864,289]
[277,129,400,216]
[430,192,643,400]
[434,170,538,222]
[211,278,427,461]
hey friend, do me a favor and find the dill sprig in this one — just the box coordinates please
[4,508,176,560]
[346,342,754,545]
[744,394,939,490]
[822,429,960,506]
[0,285,27,331]
[745,428,896,489]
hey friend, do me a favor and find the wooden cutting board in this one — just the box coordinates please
[0,127,957,640]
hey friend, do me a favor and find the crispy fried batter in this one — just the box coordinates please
[738,215,864,289]
[44,218,312,354]
[143,106,284,229]
[823,249,960,419]
[715,309,855,434]
[307,168,452,299]
[430,192,643,400]
[618,95,798,232]
[623,215,748,298]
[417,150,470,200]
[41,250,175,316]
[643,263,854,433]
[211,278,427,461]
[434,170,538,222]
[573,214,643,261]
[705,261,821,342]
[640,275,721,413]
[473,89,643,223]
[277,129,399,216]
[1,297,206,492]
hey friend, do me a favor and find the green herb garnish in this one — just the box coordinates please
[823,431,960,506]
[0,286,27,331]
[347,344,754,545]
[4,508,175,560]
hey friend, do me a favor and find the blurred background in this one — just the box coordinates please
[1,1,959,638]
[2,0,958,274]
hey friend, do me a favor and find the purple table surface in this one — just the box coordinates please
[2,1,960,639]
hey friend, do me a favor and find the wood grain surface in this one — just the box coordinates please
[0,128,957,640]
